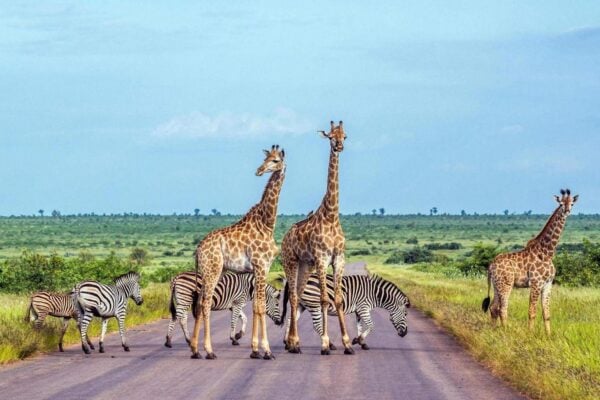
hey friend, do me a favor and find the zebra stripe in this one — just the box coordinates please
[73,271,143,354]
[25,291,94,352]
[284,274,410,350]
[165,271,281,348]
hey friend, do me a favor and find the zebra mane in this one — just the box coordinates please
[114,271,140,285]
[368,274,410,307]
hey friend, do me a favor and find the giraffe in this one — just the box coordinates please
[281,120,354,355]
[189,145,286,360]
[482,189,578,335]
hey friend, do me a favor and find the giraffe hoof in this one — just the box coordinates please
[263,352,275,360]
[361,344,370,350]
[288,346,302,354]
[99,347,105,354]
[250,351,261,359]
[344,347,355,355]
[231,340,240,346]
[352,337,359,345]
[235,332,243,340]
[191,352,202,359]
[123,346,130,352]
[59,345,64,352]
[206,352,217,360]
[321,349,330,356]
[329,343,337,350]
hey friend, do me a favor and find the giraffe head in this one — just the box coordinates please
[319,120,346,152]
[554,188,578,215]
[255,145,286,176]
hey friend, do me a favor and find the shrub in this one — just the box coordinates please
[406,237,419,245]
[456,243,500,275]
[349,248,372,256]
[554,240,600,286]
[385,246,434,264]
[424,242,462,250]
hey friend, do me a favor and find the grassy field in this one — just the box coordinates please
[1,213,598,398]
[369,263,600,400]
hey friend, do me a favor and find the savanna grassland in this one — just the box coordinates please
[1,213,599,399]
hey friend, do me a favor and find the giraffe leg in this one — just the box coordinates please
[541,280,553,336]
[333,254,353,354]
[201,280,219,359]
[316,263,331,355]
[490,284,501,324]
[528,282,542,331]
[497,282,513,328]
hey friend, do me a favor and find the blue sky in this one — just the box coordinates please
[0,1,599,215]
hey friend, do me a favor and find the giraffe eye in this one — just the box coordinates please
[272,159,280,163]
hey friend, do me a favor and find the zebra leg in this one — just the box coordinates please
[99,318,109,353]
[229,303,242,345]
[352,313,362,345]
[165,309,177,348]
[79,313,93,354]
[180,308,191,345]
[356,309,373,350]
[34,312,46,330]
[117,315,130,352]
[237,309,248,341]
[333,254,353,355]
[58,318,69,352]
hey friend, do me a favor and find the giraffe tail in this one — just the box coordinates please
[481,268,491,313]
[280,280,290,325]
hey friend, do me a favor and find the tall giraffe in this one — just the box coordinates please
[281,120,354,355]
[482,189,578,335]
[189,145,286,360]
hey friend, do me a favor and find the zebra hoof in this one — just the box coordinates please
[83,348,91,355]
[206,352,217,360]
[250,351,261,359]
[263,352,275,360]
[361,343,370,350]
[231,340,239,346]
[344,347,355,355]
[352,337,359,345]
[185,338,191,345]
[190,352,202,359]
[99,347,105,354]
[164,341,172,348]
[59,344,64,352]
[329,343,337,350]
[89,344,95,350]
[321,349,330,356]
[235,332,243,340]
[123,346,130,352]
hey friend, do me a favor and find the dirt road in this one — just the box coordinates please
[0,263,525,399]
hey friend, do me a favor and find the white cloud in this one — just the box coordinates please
[153,108,313,139]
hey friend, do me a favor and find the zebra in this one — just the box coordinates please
[282,274,410,350]
[25,291,94,352]
[72,271,143,354]
[164,271,282,348]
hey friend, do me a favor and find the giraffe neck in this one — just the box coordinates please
[529,206,568,257]
[318,148,340,220]
[257,167,285,230]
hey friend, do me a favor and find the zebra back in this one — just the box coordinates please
[28,291,75,320]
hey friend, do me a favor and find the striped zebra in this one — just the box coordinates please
[165,271,282,348]
[73,271,143,354]
[25,291,94,352]
[282,274,410,350]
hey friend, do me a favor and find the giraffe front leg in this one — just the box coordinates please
[528,283,542,331]
[333,254,353,354]
[250,270,274,360]
[316,264,331,355]
[541,280,553,336]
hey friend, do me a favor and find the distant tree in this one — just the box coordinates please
[371,209,377,216]
[503,209,509,216]
[460,210,467,216]
[38,209,44,217]
[51,210,61,218]
[524,210,532,216]
[129,247,150,266]
[194,208,200,217]
[430,207,438,216]
[379,208,385,216]
[354,212,362,216]
[211,209,221,216]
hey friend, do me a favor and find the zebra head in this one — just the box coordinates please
[265,284,282,325]
[389,304,408,337]
[115,272,144,306]
[372,275,410,337]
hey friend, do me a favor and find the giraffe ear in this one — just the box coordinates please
[263,149,270,156]
[573,194,579,203]
[554,195,561,203]
[318,130,329,138]
[280,148,285,159]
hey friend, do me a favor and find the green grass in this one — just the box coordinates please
[0,283,170,364]
[369,263,600,400]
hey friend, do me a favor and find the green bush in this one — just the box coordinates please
[424,242,462,250]
[385,246,434,264]
[406,236,419,245]
[456,243,500,275]
[554,240,600,286]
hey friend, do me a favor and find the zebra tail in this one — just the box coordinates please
[280,280,289,324]
[481,268,491,313]
[24,300,33,323]
[169,283,177,321]
[191,290,199,319]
